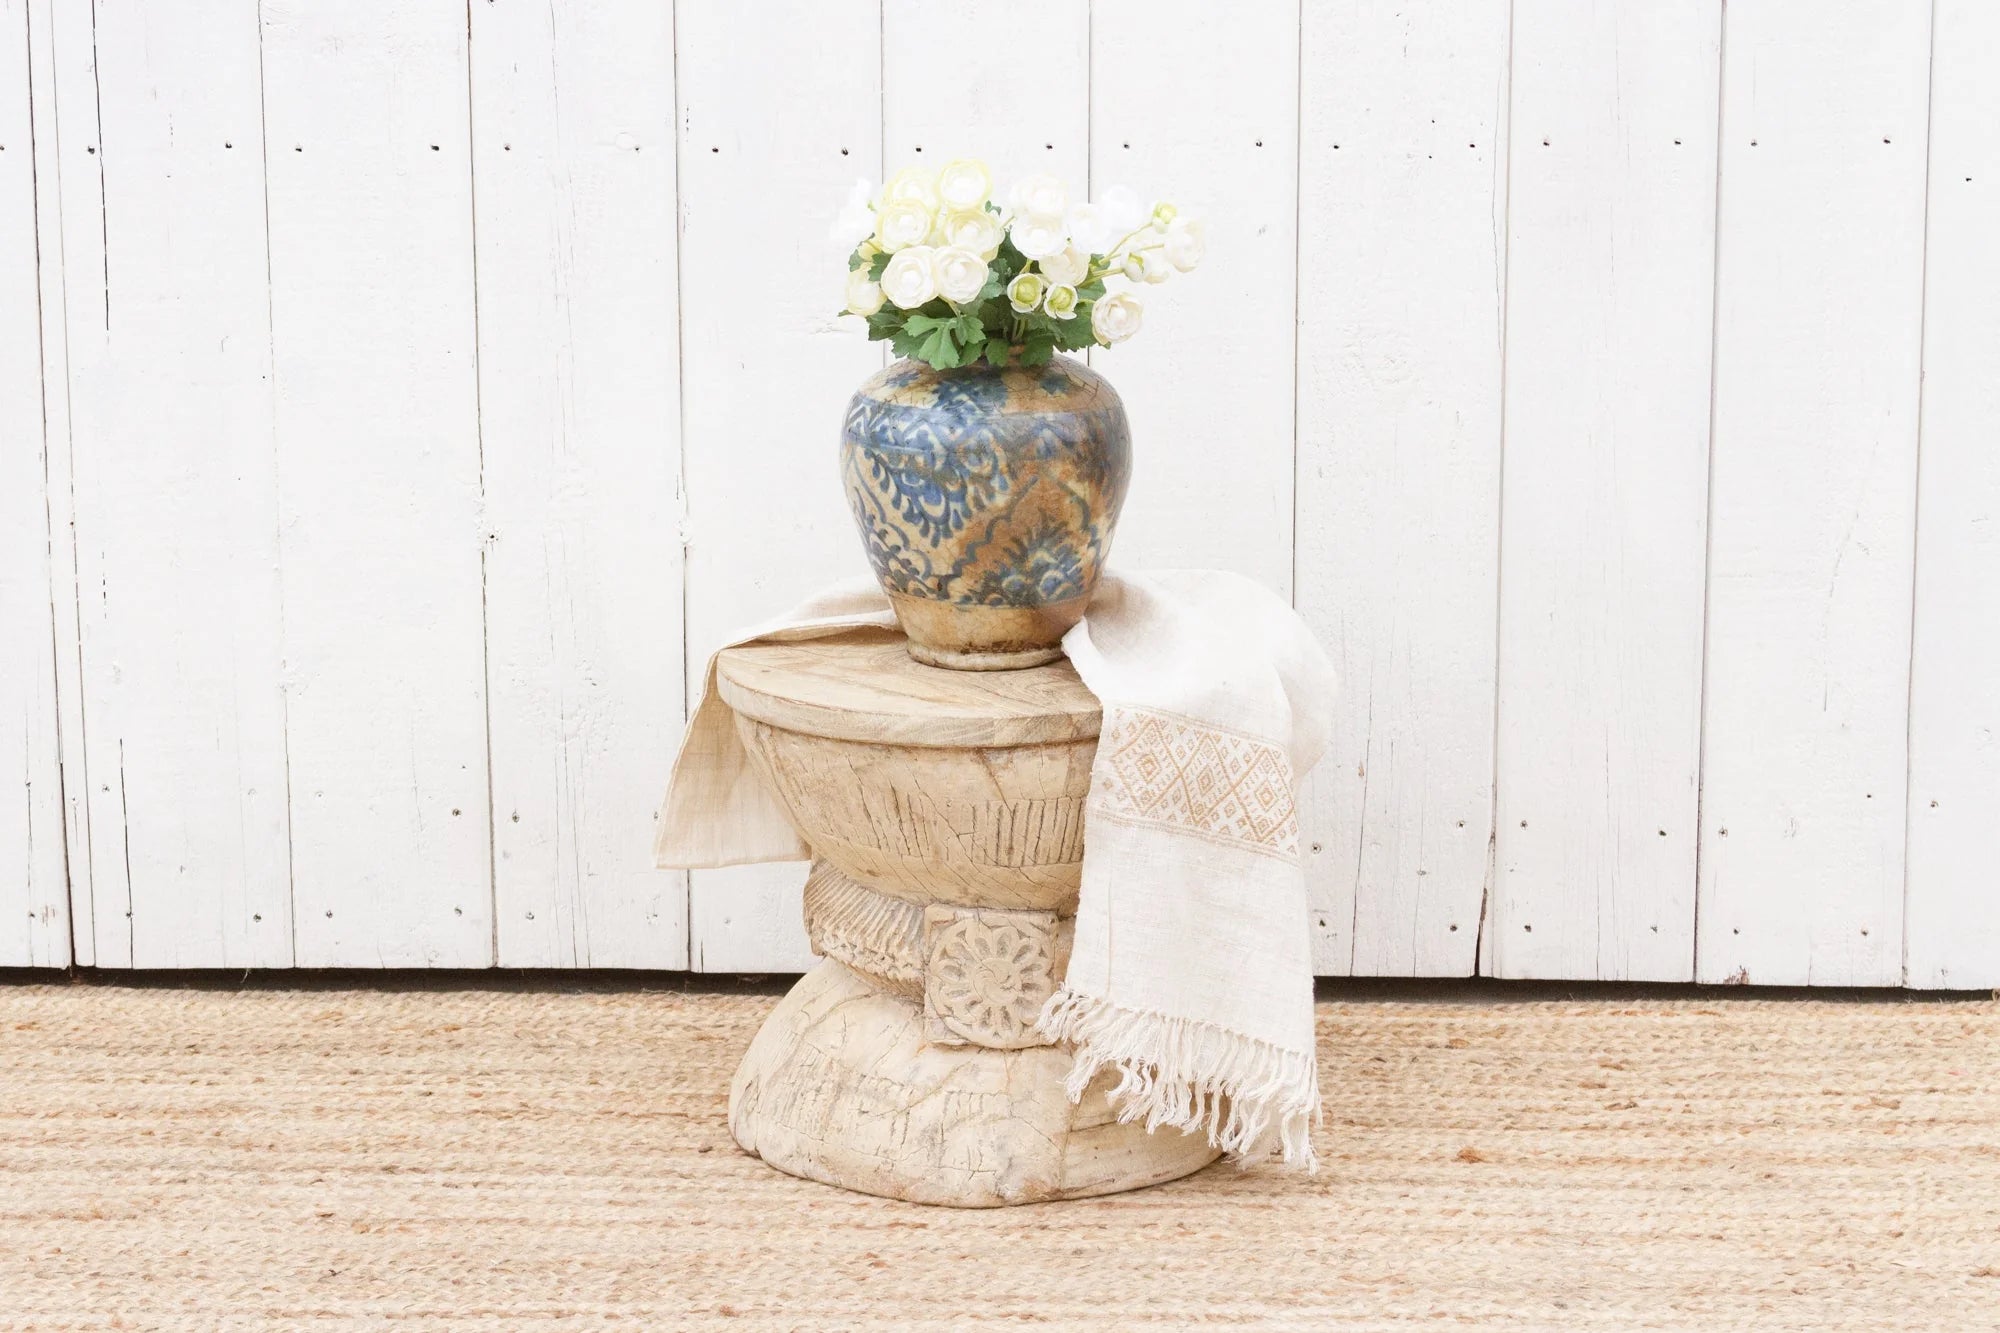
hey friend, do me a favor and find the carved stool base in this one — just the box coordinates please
[729,960,1220,1207]
[714,636,1219,1207]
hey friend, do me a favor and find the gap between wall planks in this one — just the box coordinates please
[10,0,2000,986]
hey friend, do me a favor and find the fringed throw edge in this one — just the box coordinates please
[1037,989,1320,1172]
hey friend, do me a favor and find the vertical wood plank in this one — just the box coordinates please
[1489,0,1719,981]
[262,0,492,967]
[1,0,70,968]
[472,0,688,969]
[1697,0,1931,987]
[1089,0,1298,596]
[678,0,881,971]
[32,0,293,969]
[1905,0,2000,990]
[1294,0,1510,976]
[27,0,107,964]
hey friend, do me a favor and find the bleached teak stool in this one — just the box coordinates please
[716,632,1220,1207]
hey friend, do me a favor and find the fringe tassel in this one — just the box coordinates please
[1036,989,1321,1172]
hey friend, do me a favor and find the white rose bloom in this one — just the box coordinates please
[1150,201,1179,231]
[1009,215,1069,260]
[1141,248,1174,284]
[1091,291,1143,345]
[1043,284,1079,320]
[829,177,877,249]
[881,246,940,309]
[1164,217,1205,272]
[1040,245,1090,286]
[1121,253,1146,281]
[1009,173,1069,220]
[845,268,886,317]
[1064,203,1114,256]
[936,158,993,211]
[1098,184,1148,232]
[932,246,990,304]
[874,196,934,253]
[884,166,940,211]
[1007,271,1046,314]
[939,208,1005,259]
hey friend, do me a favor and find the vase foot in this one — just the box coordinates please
[905,640,1065,671]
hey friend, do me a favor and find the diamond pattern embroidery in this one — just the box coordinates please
[1094,708,1299,856]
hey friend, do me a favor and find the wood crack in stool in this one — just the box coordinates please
[717,630,1220,1207]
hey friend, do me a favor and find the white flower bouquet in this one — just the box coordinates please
[832,159,1203,371]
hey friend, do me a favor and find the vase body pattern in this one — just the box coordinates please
[841,355,1132,669]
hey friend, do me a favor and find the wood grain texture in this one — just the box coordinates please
[1695,0,1931,987]
[1295,0,1511,977]
[717,635,1100,748]
[262,0,492,967]
[1490,0,1719,982]
[1087,0,1299,594]
[1904,0,2000,990]
[471,0,687,969]
[0,0,68,968]
[677,0,883,972]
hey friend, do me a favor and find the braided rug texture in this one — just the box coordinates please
[2,984,1996,1331]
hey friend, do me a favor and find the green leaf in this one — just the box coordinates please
[985,341,1012,368]
[1020,340,1055,367]
[867,252,890,281]
[1078,278,1107,300]
[1054,311,1096,352]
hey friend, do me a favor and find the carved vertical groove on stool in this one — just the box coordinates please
[735,714,1094,909]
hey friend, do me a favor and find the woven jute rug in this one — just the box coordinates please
[2,981,1995,1330]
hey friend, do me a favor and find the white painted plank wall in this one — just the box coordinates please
[262,0,493,967]
[0,0,69,968]
[1295,0,1510,976]
[1490,0,1718,982]
[1695,0,1931,987]
[471,0,688,969]
[1905,0,2000,989]
[10,0,2000,986]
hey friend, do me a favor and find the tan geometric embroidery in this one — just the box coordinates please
[1091,706,1299,857]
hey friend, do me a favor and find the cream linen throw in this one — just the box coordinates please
[654,569,1336,1169]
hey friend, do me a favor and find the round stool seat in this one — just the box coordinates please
[715,630,1101,748]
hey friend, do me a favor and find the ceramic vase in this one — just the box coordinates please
[840,355,1132,670]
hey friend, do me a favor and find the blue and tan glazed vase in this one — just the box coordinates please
[841,355,1132,670]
